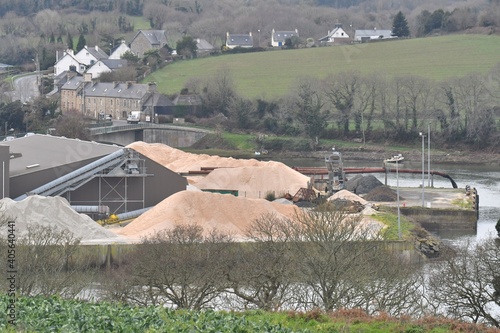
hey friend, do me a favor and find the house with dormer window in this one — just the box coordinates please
[271,29,299,47]
[130,30,168,58]
[225,32,253,49]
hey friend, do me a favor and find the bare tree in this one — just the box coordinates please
[144,2,170,29]
[452,73,493,145]
[324,71,360,137]
[125,224,232,309]
[400,75,432,133]
[292,79,327,148]
[52,108,90,140]
[288,204,386,311]
[427,239,500,328]
[0,220,95,298]
[200,69,237,117]
[224,213,297,311]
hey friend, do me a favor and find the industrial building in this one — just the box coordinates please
[0,135,187,217]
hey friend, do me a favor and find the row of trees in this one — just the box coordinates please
[1,0,499,68]
[2,206,499,327]
[187,67,500,149]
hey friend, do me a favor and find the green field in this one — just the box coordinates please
[144,34,500,99]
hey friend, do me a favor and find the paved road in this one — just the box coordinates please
[8,73,40,103]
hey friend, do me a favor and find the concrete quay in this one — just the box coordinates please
[378,187,478,233]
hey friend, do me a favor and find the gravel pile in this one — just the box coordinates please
[345,175,383,194]
[364,185,401,202]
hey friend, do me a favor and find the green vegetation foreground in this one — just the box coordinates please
[1,295,498,333]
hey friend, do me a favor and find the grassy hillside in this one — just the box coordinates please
[144,34,500,99]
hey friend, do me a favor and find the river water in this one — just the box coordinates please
[279,157,500,244]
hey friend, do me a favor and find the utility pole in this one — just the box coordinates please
[427,123,431,187]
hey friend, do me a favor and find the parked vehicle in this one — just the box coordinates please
[127,111,144,124]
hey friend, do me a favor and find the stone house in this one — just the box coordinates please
[60,74,149,119]
[130,30,168,58]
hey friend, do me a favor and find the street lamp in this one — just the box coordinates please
[427,123,431,187]
[396,158,401,239]
[419,132,425,207]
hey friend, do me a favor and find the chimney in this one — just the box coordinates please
[148,82,157,93]
[83,73,92,82]
[95,45,99,51]
[127,81,133,89]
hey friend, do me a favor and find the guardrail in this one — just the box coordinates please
[88,122,212,136]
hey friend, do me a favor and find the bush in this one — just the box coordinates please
[264,191,276,201]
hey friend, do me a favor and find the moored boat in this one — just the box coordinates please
[384,154,404,164]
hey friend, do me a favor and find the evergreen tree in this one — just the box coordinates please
[67,32,74,50]
[392,11,410,37]
[76,33,86,53]
[176,36,198,58]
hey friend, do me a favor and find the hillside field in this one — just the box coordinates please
[144,34,500,99]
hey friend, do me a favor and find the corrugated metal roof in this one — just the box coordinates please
[355,29,393,38]
[3,135,120,177]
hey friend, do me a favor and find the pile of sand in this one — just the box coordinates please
[328,189,369,206]
[128,142,310,198]
[128,142,263,173]
[0,196,127,244]
[194,164,310,198]
[115,191,300,241]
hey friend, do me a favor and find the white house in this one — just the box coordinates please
[354,29,395,42]
[54,49,86,76]
[318,24,350,44]
[271,29,299,47]
[75,45,109,67]
[109,40,132,59]
[86,59,128,79]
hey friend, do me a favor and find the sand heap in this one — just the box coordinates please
[128,142,311,198]
[115,191,300,241]
[0,196,128,244]
[128,141,264,173]
[328,189,369,206]
[194,165,310,198]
